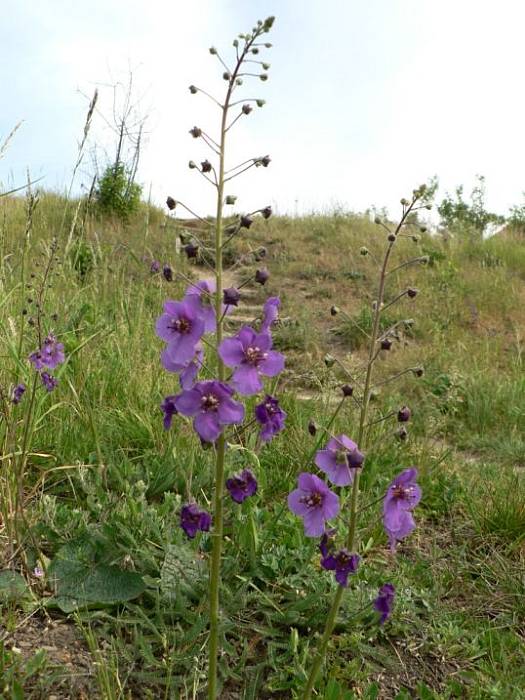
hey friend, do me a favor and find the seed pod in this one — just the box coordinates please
[166,196,176,210]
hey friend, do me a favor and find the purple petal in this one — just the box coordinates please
[288,489,309,516]
[322,489,340,520]
[259,351,285,377]
[194,413,221,442]
[231,364,263,396]
[303,509,327,537]
[174,389,202,416]
[217,396,245,425]
[218,338,245,367]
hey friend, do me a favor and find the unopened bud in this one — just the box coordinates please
[341,384,354,397]
[166,196,176,211]
[330,305,340,317]
[233,39,239,47]
[397,406,411,423]
[419,225,427,233]
[242,104,253,115]
[255,268,269,285]
[388,233,396,242]
[223,287,241,306]
[411,235,420,243]
[251,47,259,54]
[209,46,217,55]
[225,195,237,205]
[413,367,424,378]
[407,288,418,299]
[374,216,382,225]
[189,85,198,94]
[260,73,268,81]
[324,354,335,368]
[425,203,432,210]
[396,427,408,441]
[188,160,197,169]
[201,160,212,173]
[261,206,272,219]
[240,215,253,229]
[236,78,243,86]
[189,126,202,138]
[360,246,369,256]
[256,99,266,107]
[420,256,430,265]
[223,71,231,81]
[381,338,392,350]
[262,62,270,70]
[400,198,409,206]
[184,243,199,259]
[308,420,317,436]
[347,447,364,468]
[260,155,271,167]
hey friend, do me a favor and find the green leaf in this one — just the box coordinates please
[0,571,29,602]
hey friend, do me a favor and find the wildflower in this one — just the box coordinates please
[150,260,160,274]
[29,351,45,370]
[184,279,218,332]
[288,472,340,537]
[397,406,411,423]
[383,468,421,551]
[255,268,269,285]
[180,503,212,539]
[160,395,178,430]
[40,372,58,392]
[226,469,258,503]
[33,566,44,578]
[315,435,364,486]
[162,264,173,282]
[41,334,65,369]
[374,583,395,624]
[155,299,205,365]
[260,296,280,332]
[174,380,245,442]
[223,287,241,307]
[321,549,360,587]
[219,326,284,396]
[11,383,26,404]
[255,394,287,442]
[161,346,203,390]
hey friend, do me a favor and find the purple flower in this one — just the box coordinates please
[184,279,218,332]
[226,469,258,503]
[321,549,360,587]
[174,380,245,442]
[29,351,45,370]
[223,287,241,307]
[255,394,287,442]
[40,372,58,392]
[315,435,364,487]
[261,296,280,333]
[374,583,395,624]
[155,299,205,365]
[180,503,212,539]
[41,334,65,369]
[150,260,161,274]
[383,468,421,551]
[161,346,204,390]
[288,472,340,537]
[397,406,411,423]
[160,395,178,430]
[11,383,26,404]
[162,264,173,282]
[219,326,284,396]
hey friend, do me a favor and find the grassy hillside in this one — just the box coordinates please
[0,192,524,699]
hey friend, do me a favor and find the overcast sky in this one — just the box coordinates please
[1,0,525,218]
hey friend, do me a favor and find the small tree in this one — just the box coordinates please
[438,175,503,238]
[96,162,142,219]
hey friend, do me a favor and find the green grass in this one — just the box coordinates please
[1,193,525,698]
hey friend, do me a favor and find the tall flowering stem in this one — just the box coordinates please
[302,190,427,698]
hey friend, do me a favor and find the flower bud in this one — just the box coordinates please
[223,287,240,306]
[242,103,253,115]
[209,46,217,55]
[236,78,243,86]
[251,47,259,54]
[397,406,411,423]
[425,203,432,210]
[260,73,268,81]
[255,268,269,285]
[420,255,430,265]
[396,426,408,441]
[189,85,198,94]
[233,39,239,47]
[341,384,353,397]
[240,215,253,229]
[413,367,424,378]
[411,235,420,243]
[166,196,176,211]
[189,126,202,138]
[374,216,382,225]
[260,155,271,167]
[261,206,272,219]
[419,225,427,233]
[256,246,267,258]
[400,198,409,206]
[360,246,369,256]
[262,62,271,70]
[223,71,231,81]
[256,99,266,107]
[388,233,396,242]
[264,42,272,47]
[225,195,237,205]
[324,353,335,368]
[201,160,212,173]
[188,160,197,169]
[330,305,340,317]
[407,288,418,299]
[162,264,173,282]
[308,420,318,436]
[184,243,199,259]
[381,338,392,350]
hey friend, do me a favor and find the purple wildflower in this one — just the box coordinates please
[383,468,421,551]
[11,383,26,404]
[184,279,218,332]
[160,395,178,430]
[319,528,337,558]
[174,380,245,442]
[150,260,161,274]
[374,583,395,624]
[255,394,287,442]
[261,296,280,333]
[219,326,284,396]
[288,472,340,537]
[223,287,241,307]
[155,299,205,365]
[161,346,203,390]
[315,435,364,486]
[40,372,58,392]
[226,469,258,503]
[321,549,360,587]
[40,334,65,370]
[29,351,45,370]
[397,406,411,423]
[180,503,212,539]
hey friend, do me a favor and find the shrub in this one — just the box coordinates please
[95,163,142,219]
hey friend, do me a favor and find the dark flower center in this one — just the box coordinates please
[245,345,268,365]
[391,484,412,500]
[201,394,220,412]
[171,317,191,334]
[302,492,323,508]
[264,400,277,415]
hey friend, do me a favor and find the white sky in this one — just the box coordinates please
[1,0,525,217]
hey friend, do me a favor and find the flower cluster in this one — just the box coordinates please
[29,333,65,391]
